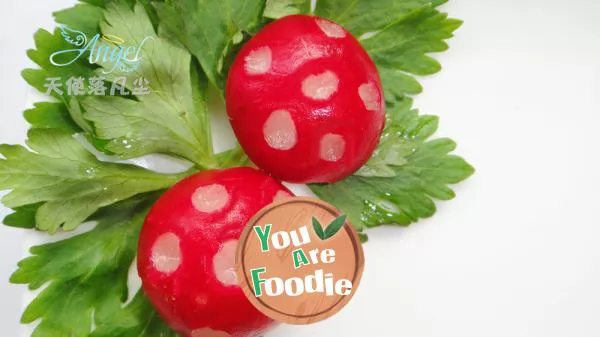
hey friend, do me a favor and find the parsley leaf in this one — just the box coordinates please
[22,27,96,128]
[23,3,125,144]
[80,2,216,167]
[90,291,179,337]
[2,204,41,229]
[379,67,423,103]
[355,98,430,177]
[53,3,104,37]
[361,6,463,75]
[0,128,184,233]
[264,0,311,19]
[10,194,156,337]
[315,0,446,37]
[215,145,252,168]
[24,102,81,133]
[155,0,266,89]
[311,100,474,229]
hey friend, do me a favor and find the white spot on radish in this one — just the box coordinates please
[359,82,381,111]
[192,184,229,213]
[320,133,346,162]
[191,328,231,337]
[263,109,297,150]
[301,70,339,101]
[316,19,346,38]
[151,233,181,274]
[213,240,239,286]
[245,46,272,75]
[273,190,292,203]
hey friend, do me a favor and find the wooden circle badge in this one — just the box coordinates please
[236,197,365,325]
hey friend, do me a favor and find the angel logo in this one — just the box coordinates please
[50,25,154,74]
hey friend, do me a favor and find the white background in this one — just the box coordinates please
[2,0,600,337]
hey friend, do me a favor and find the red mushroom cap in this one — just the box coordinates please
[226,15,385,183]
[137,167,293,337]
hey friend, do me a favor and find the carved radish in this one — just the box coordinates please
[226,15,385,183]
[137,168,293,337]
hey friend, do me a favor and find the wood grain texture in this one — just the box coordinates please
[236,197,364,325]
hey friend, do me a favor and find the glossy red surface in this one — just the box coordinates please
[226,15,386,183]
[138,168,293,337]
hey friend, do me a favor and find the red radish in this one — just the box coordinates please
[137,167,293,337]
[226,15,385,183]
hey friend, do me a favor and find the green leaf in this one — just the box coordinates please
[361,6,462,76]
[379,67,423,103]
[23,0,109,114]
[155,0,266,89]
[355,98,433,177]
[24,102,81,133]
[22,28,96,105]
[231,0,267,30]
[312,217,325,240]
[2,203,42,229]
[310,101,474,230]
[315,0,446,37]
[22,5,103,135]
[24,1,164,159]
[10,195,155,337]
[313,215,348,240]
[79,0,162,27]
[79,0,127,7]
[352,6,463,181]
[264,0,311,19]
[0,128,184,233]
[53,3,104,37]
[215,146,251,169]
[152,2,184,41]
[90,291,180,337]
[81,2,215,167]
[80,0,109,6]
[323,214,347,239]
